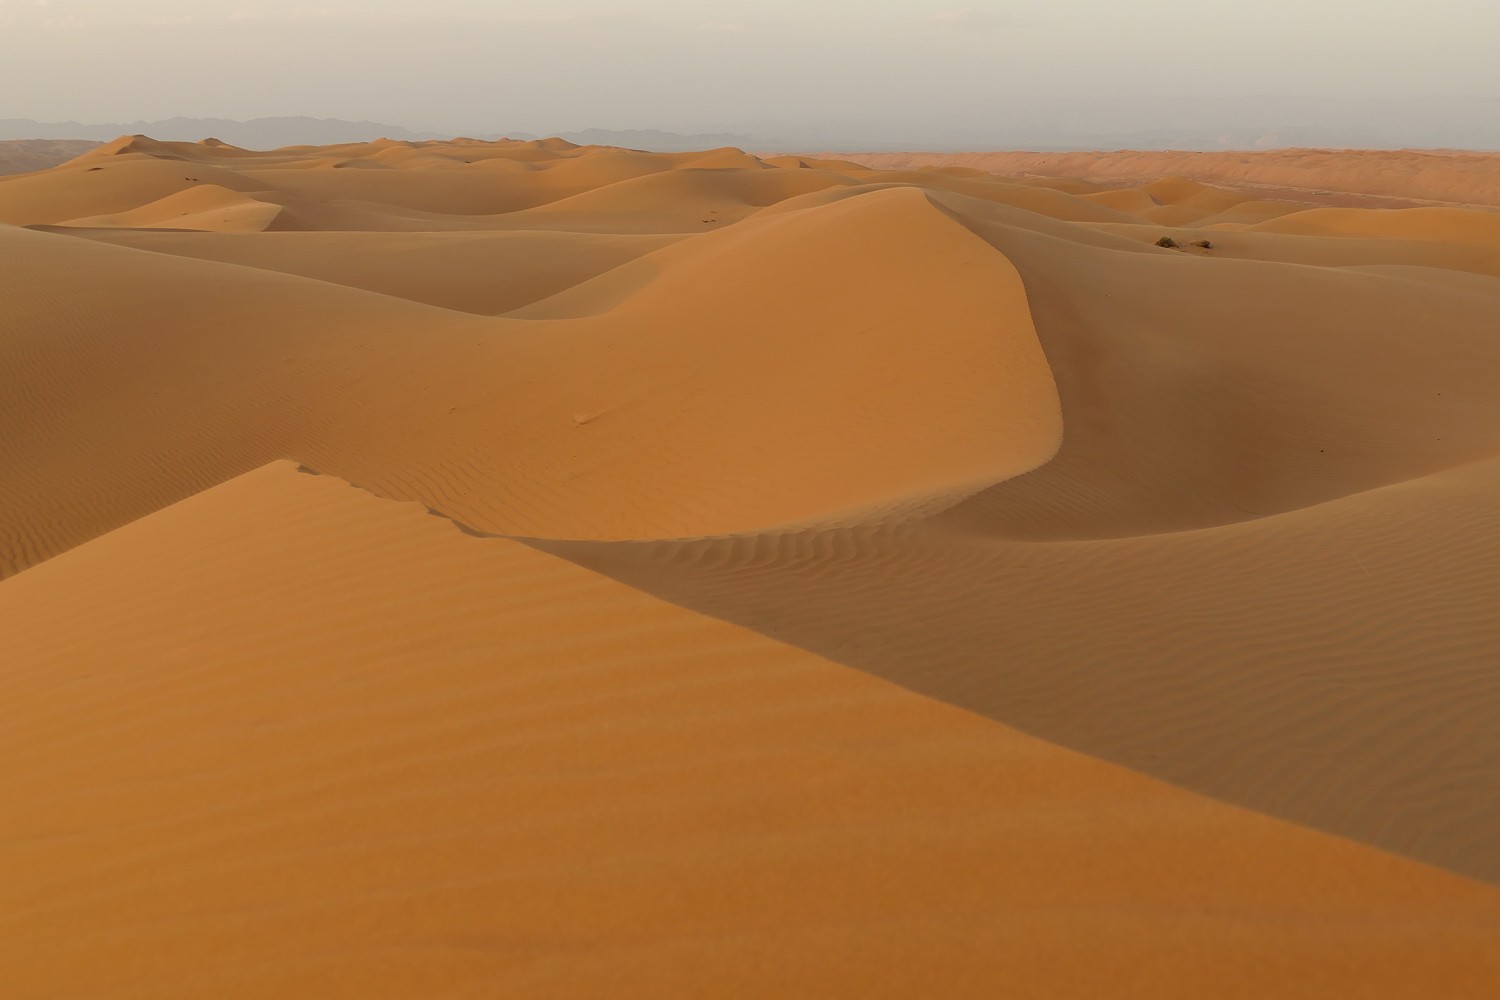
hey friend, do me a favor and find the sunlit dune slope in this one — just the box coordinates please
[4,461,1500,999]
[8,135,1500,996]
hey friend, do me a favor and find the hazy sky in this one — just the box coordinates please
[3,0,1498,132]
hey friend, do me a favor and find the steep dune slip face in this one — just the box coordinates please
[5,135,1500,997]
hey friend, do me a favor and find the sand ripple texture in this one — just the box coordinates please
[5,134,1500,997]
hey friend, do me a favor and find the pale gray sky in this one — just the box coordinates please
[3,0,1498,133]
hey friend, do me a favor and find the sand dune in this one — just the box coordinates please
[53,182,285,231]
[5,135,1500,995]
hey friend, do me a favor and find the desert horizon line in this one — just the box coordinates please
[9,94,1500,153]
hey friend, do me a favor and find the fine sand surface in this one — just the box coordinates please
[832,147,1500,210]
[5,134,1500,996]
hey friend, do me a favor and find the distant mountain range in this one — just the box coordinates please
[0,116,446,146]
[0,117,753,153]
[5,97,1500,153]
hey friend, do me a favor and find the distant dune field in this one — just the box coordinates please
[5,134,1500,998]
[831,147,1500,210]
[0,138,103,176]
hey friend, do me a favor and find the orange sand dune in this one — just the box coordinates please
[6,135,1500,996]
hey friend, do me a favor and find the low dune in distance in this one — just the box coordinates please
[5,133,1500,997]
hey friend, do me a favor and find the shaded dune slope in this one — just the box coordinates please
[4,461,1500,998]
